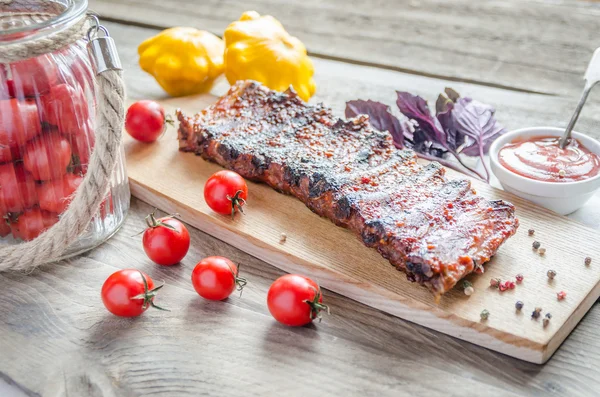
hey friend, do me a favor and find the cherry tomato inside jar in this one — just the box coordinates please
[37,174,83,213]
[0,219,11,238]
[0,98,42,148]
[67,121,95,168]
[0,145,24,164]
[10,208,59,241]
[41,83,90,135]
[8,55,60,97]
[0,163,38,212]
[23,133,72,181]
[58,44,94,95]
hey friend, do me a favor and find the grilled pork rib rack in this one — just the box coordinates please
[177,81,519,296]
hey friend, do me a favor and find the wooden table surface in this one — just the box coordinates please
[2,1,600,395]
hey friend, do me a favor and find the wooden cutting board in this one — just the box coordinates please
[124,94,600,364]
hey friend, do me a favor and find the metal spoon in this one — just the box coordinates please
[559,47,600,149]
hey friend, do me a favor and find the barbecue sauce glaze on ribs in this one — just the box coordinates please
[177,80,519,297]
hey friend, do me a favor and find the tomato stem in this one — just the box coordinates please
[164,114,175,127]
[228,263,248,297]
[130,271,170,312]
[145,210,178,231]
[304,286,330,322]
[226,190,246,220]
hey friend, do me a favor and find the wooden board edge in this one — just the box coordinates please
[541,275,600,363]
[129,178,553,363]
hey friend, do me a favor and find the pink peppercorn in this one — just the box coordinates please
[516,274,524,284]
[490,278,501,288]
[557,291,567,301]
[498,280,514,292]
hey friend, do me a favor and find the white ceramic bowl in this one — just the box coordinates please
[489,127,600,215]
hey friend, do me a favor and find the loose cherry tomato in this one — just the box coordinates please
[142,212,190,266]
[10,208,59,241]
[204,170,248,218]
[41,84,90,135]
[23,133,72,181]
[0,163,38,212]
[125,100,172,142]
[8,55,59,97]
[37,174,83,213]
[191,256,247,301]
[267,274,329,327]
[101,269,166,317]
[0,99,42,148]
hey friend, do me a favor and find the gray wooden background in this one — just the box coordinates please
[1,0,600,396]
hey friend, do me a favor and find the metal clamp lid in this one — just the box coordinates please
[86,15,122,75]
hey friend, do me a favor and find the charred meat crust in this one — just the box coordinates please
[176,80,519,296]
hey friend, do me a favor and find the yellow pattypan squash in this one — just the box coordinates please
[138,27,225,97]
[224,11,316,101]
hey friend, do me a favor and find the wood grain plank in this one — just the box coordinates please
[2,13,600,396]
[90,0,600,97]
[1,200,600,396]
[124,104,600,363]
[106,21,600,142]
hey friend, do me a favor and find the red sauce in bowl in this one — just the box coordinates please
[498,136,600,182]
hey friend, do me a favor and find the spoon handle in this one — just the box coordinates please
[559,47,600,149]
[559,83,593,149]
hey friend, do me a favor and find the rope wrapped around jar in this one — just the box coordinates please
[0,13,126,271]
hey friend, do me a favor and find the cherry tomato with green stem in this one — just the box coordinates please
[204,170,248,219]
[125,100,173,143]
[101,269,167,317]
[191,256,247,301]
[142,211,190,266]
[267,274,329,327]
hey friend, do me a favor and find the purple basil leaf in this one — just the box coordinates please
[452,98,506,156]
[345,99,405,147]
[396,91,450,158]
[396,91,447,142]
[406,126,447,157]
[444,87,460,102]
[435,95,458,150]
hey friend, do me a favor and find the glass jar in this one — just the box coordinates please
[0,0,129,257]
